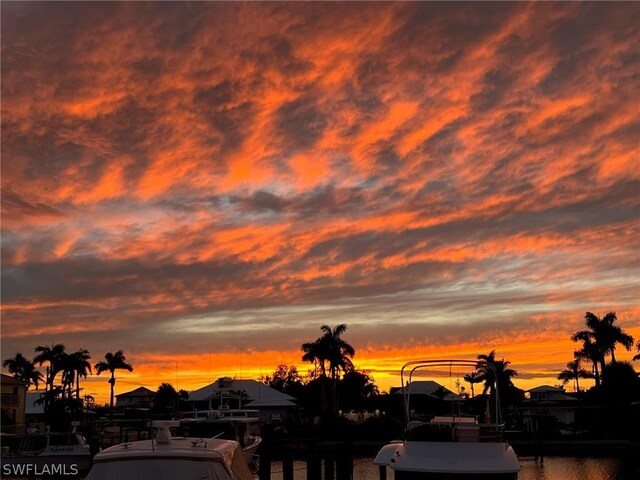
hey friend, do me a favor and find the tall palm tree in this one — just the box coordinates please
[301,324,356,416]
[321,324,355,416]
[301,338,328,377]
[59,353,74,400]
[321,324,356,381]
[557,359,593,393]
[68,349,92,400]
[3,353,44,389]
[572,312,634,374]
[463,371,481,398]
[33,343,66,395]
[596,312,634,363]
[574,334,603,387]
[475,350,518,412]
[95,350,134,419]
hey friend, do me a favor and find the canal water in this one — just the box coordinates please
[270,456,637,480]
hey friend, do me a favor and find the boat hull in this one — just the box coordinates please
[376,441,519,479]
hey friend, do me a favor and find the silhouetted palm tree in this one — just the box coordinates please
[463,371,481,398]
[301,338,328,377]
[60,353,74,399]
[557,359,593,393]
[321,324,356,380]
[3,353,43,389]
[573,312,634,374]
[68,349,92,400]
[573,335,603,388]
[301,324,356,416]
[301,324,356,380]
[475,350,518,413]
[95,350,134,419]
[34,344,66,395]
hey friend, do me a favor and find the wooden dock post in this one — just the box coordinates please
[324,453,335,480]
[258,454,271,480]
[378,465,387,480]
[282,456,294,480]
[306,455,322,480]
[336,451,353,480]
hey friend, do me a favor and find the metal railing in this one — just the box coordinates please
[400,359,501,426]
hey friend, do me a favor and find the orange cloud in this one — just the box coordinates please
[2,2,639,403]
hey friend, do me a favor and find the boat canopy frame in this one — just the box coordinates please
[400,359,501,426]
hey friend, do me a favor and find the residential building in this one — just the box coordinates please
[188,378,296,422]
[115,386,156,409]
[1,373,27,426]
[520,385,578,429]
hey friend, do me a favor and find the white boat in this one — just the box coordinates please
[0,429,91,475]
[181,408,262,459]
[181,393,262,461]
[374,360,520,479]
[85,420,255,480]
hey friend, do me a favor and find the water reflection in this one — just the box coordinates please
[519,457,621,480]
[271,456,627,480]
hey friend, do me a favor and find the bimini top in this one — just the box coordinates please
[400,359,501,425]
[85,422,253,480]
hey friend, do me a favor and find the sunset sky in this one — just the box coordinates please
[2,2,639,404]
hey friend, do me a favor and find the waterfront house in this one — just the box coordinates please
[115,386,156,409]
[188,378,297,422]
[0,373,26,427]
[391,380,461,401]
[520,385,578,430]
[389,380,463,419]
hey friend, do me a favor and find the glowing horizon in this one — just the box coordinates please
[2,2,639,405]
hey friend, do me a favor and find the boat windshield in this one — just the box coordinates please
[86,458,238,480]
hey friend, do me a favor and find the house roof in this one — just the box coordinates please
[392,380,461,401]
[189,379,296,407]
[116,386,156,398]
[525,385,577,403]
[527,385,564,393]
[525,393,577,403]
[1,373,26,385]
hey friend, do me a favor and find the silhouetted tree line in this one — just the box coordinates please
[3,344,134,429]
[4,312,638,436]
[268,316,639,438]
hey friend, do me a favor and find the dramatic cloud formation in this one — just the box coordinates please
[2,2,639,400]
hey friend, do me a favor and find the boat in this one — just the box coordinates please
[85,420,255,480]
[374,360,520,479]
[0,425,91,476]
[180,393,262,461]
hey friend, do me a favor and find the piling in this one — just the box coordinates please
[306,455,322,480]
[324,453,335,480]
[378,465,387,480]
[282,456,294,480]
[259,454,272,480]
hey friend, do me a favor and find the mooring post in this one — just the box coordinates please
[283,456,294,480]
[378,465,387,480]
[258,454,271,480]
[336,451,353,480]
[324,453,335,480]
[306,455,322,480]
